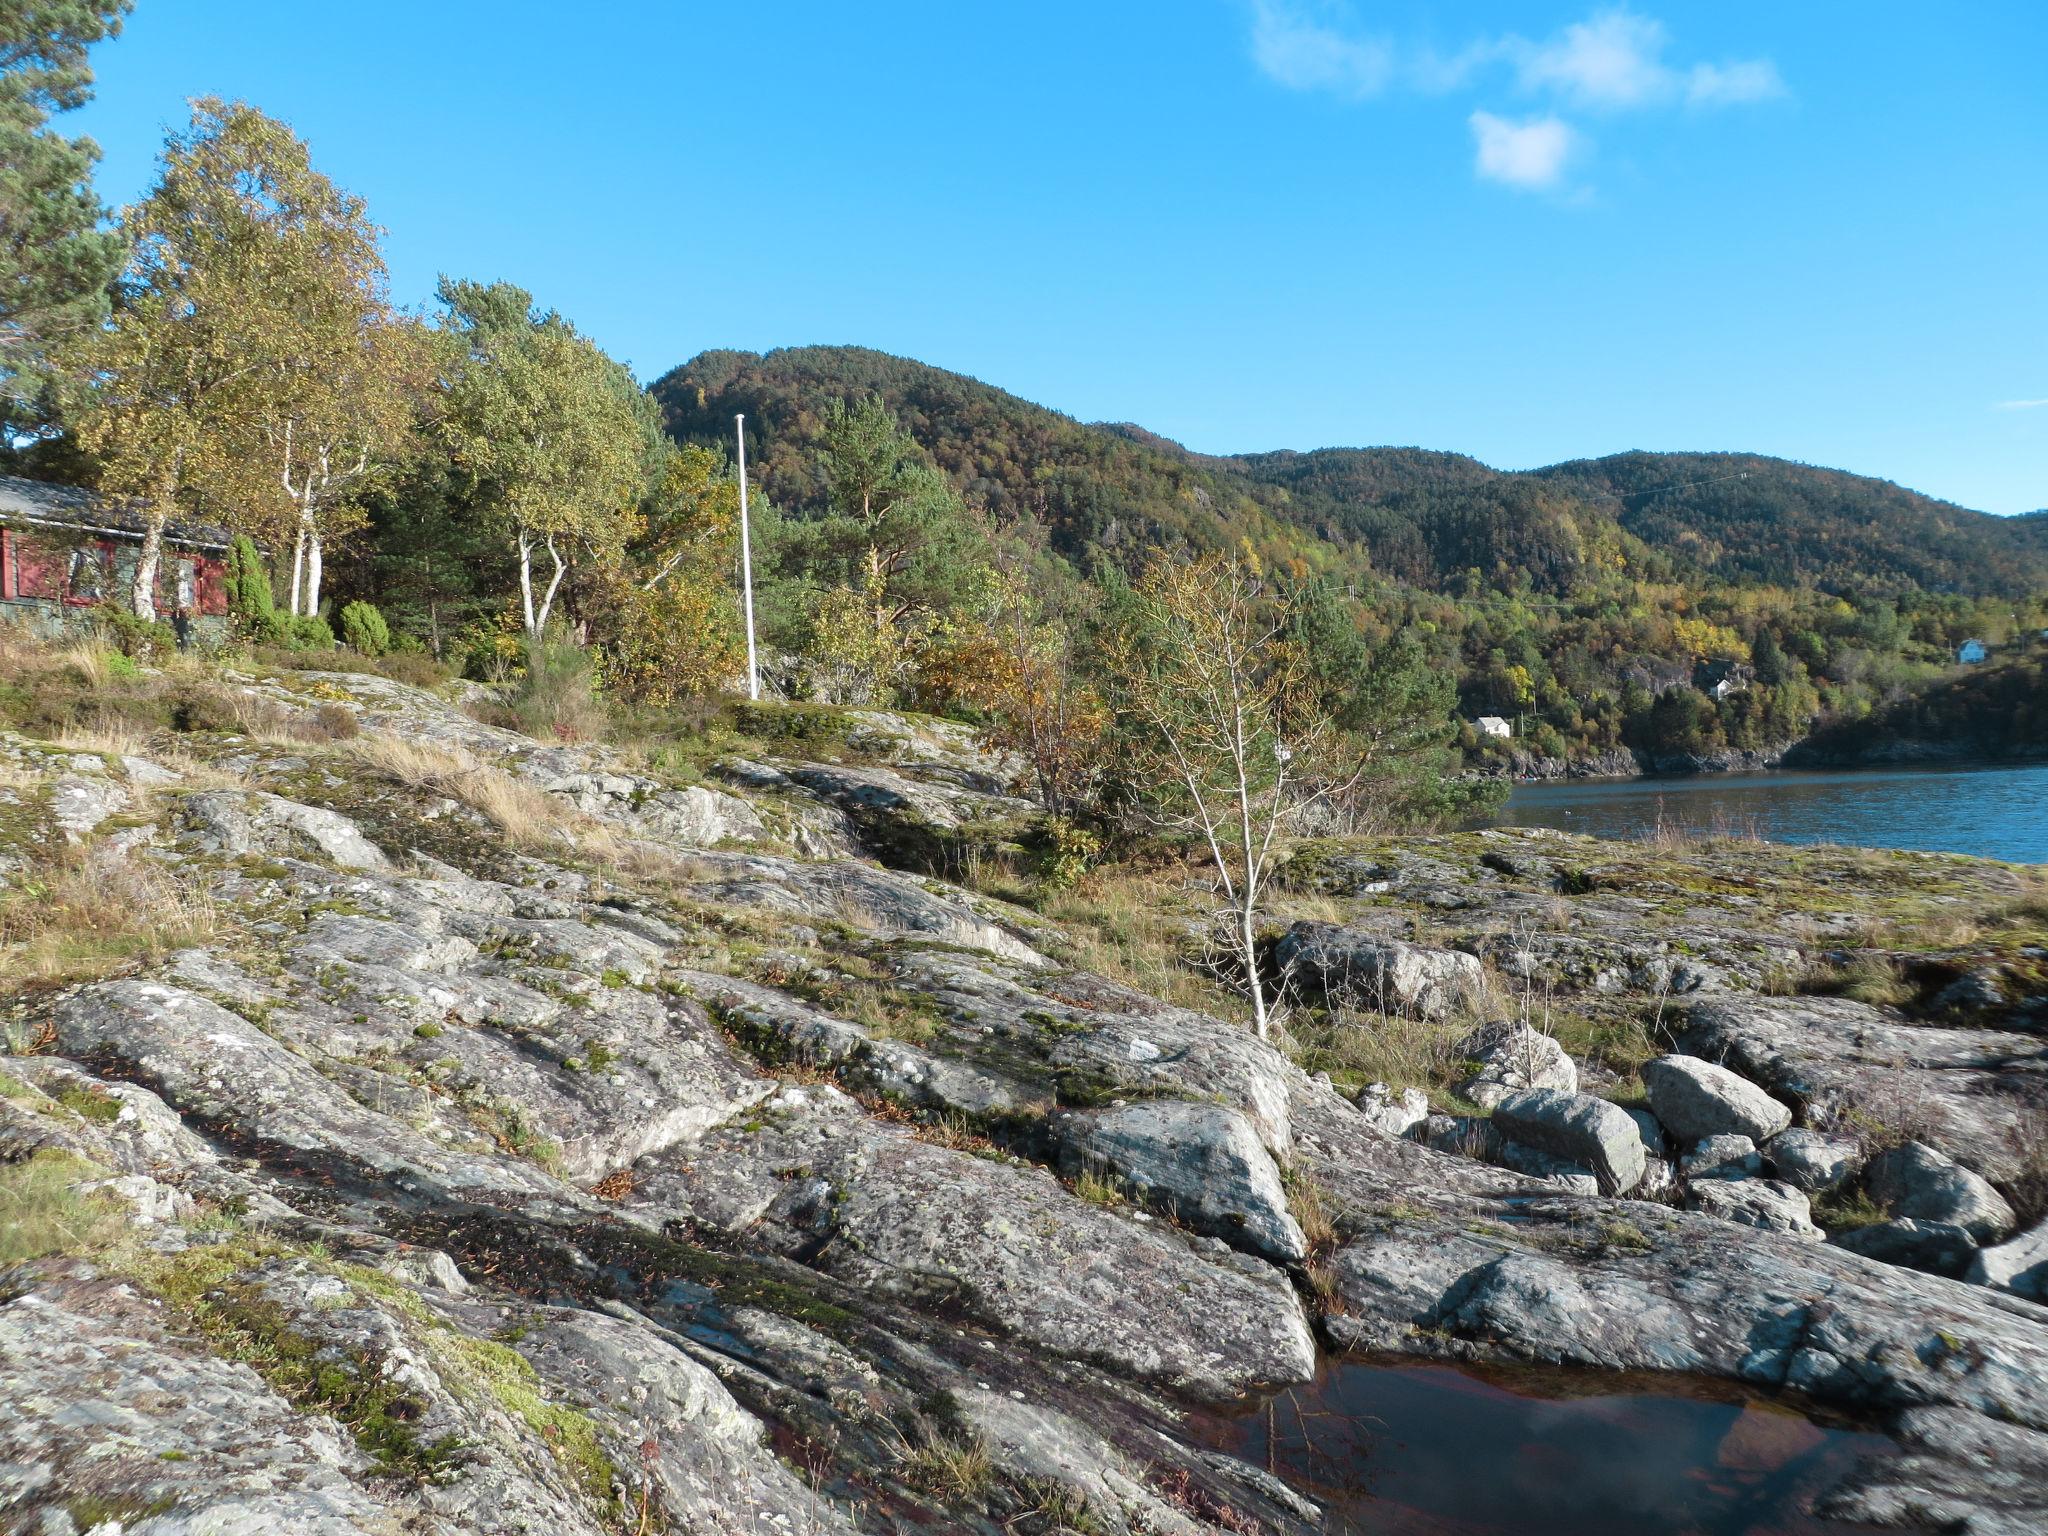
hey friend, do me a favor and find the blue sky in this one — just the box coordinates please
[71,1,2047,514]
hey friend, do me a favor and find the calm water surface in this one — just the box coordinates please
[1500,762,2048,864]
[1199,1360,1896,1536]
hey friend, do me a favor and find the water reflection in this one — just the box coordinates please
[1499,762,2048,865]
[1199,1360,1896,1536]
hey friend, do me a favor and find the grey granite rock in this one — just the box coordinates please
[1355,1081,1431,1138]
[1491,1089,1646,1195]
[1762,1127,1862,1193]
[1681,1133,1761,1181]
[1641,1053,1793,1145]
[1054,1100,1306,1264]
[1866,1141,2017,1242]
[1966,1219,2048,1300]
[1834,1218,1980,1278]
[631,1084,1317,1403]
[1680,994,2046,1181]
[1276,923,1484,1020]
[1453,1019,1578,1110]
[1683,1176,1822,1240]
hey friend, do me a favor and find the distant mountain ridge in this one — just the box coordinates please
[652,345,2044,599]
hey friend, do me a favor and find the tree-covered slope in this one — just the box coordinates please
[1532,452,2040,595]
[653,345,2046,600]
[654,346,1317,577]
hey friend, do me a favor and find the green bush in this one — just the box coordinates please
[511,635,607,743]
[91,603,180,661]
[338,600,390,656]
[289,615,336,652]
[224,536,285,644]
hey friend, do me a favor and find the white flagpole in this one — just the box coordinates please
[736,414,760,701]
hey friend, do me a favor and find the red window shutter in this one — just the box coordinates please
[14,536,62,599]
[195,555,228,615]
[0,529,12,599]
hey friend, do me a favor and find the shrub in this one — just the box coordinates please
[289,614,336,652]
[224,536,285,644]
[339,600,390,657]
[510,637,607,743]
[90,603,180,661]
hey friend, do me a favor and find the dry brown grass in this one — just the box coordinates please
[1040,863,1240,1015]
[1274,1001,1471,1099]
[344,736,581,853]
[53,721,151,759]
[338,733,715,891]
[0,843,218,997]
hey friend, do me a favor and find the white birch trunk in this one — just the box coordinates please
[131,513,165,622]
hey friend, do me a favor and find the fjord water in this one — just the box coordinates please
[1202,1362,1894,1536]
[1501,762,2048,864]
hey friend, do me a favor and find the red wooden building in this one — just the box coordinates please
[0,475,232,643]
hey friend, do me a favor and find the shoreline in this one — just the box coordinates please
[1480,739,2048,786]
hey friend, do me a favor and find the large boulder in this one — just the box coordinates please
[1641,1054,1792,1145]
[1277,923,1483,1021]
[1763,1128,1862,1193]
[1054,1100,1307,1264]
[1966,1220,2048,1300]
[1490,1089,1646,1195]
[1865,1142,2017,1242]
[1684,1177,1823,1240]
[1454,1020,1578,1110]
[1834,1218,1980,1278]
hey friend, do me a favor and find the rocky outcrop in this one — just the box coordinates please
[1276,923,1483,1020]
[1679,995,2047,1180]
[628,1083,1317,1402]
[7,670,2048,1536]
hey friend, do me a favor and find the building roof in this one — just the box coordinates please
[0,475,233,554]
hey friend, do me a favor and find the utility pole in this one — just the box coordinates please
[736,414,760,701]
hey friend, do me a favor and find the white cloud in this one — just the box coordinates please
[1243,6,1783,196]
[1470,111,1579,191]
[1509,9,1673,109]
[1997,398,2048,411]
[1501,9,1783,112]
[1686,58,1787,106]
[1247,1,1393,100]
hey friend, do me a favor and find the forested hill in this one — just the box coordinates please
[652,345,2045,600]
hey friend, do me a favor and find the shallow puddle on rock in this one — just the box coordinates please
[1194,1359,1897,1536]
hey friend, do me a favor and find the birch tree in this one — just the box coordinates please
[69,99,411,620]
[435,280,644,650]
[1105,552,1365,1040]
[269,311,433,618]
[69,101,285,618]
